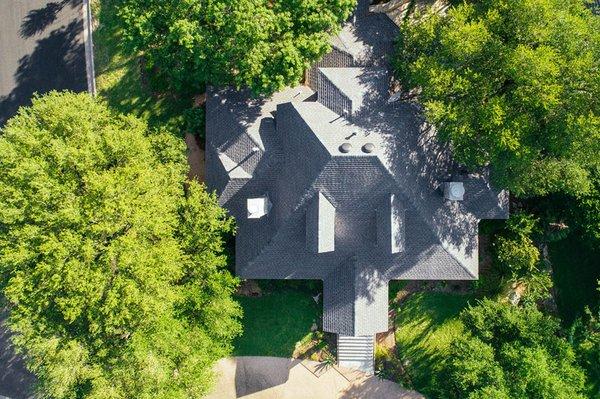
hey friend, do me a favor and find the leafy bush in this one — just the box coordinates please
[572,167,600,242]
[183,107,205,138]
[495,235,540,278]
[570,301,600,397]
[439,300,587,399]
[490,213,552,303]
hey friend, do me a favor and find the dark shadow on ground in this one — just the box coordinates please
[0,307,35,399]
[19,0,79,38]
[1,14,86,126]
[233,357,297,397]
[550,234,600,326]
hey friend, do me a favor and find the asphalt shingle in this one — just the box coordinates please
[206,0,509,336]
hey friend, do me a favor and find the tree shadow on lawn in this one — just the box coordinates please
[92,0,189,134]
[233,289,321,358]
[393,291,473,395]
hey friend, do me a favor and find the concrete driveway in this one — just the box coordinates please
[205,357,424,399]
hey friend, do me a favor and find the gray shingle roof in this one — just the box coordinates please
[206,0,509,336]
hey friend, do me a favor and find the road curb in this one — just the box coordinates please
[82,0,96,96]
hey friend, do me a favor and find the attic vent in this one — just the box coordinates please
[247,196,272,218]
[444,182,465,201]
[339,143,352,153]
[362,143,375,153]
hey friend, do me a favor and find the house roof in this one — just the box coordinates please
[206,0,508,336]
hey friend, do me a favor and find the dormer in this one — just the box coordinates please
[306,192,335,253]
[313,67,387,118]
[377,194,405,254]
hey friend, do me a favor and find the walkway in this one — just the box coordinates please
[205,357,424,399]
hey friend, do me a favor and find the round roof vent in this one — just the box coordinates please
[450,183,465,198]
[339,143,352,153]
[362,143,375,153]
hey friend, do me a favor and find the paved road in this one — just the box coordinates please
[0,0,87,126]
[0,309,34,399]
[1,2,88,396]
[205,357,424,399]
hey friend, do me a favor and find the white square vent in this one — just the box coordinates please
[247,196,272,219]
[444,182,465,201]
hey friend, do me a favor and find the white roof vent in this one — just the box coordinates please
[444,182,465,201]
[362,143,375,153]
[247,196,272,218]
[339,143,352,153]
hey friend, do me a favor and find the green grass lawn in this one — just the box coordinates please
[233,289,321,357]
[550,234,600,326]
[393,291,473,397]
[91,0,189,134]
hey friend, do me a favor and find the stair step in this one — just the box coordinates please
[337,335,375,375]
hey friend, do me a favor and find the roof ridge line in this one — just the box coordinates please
[439,240,477,279]
[381,177,477,279]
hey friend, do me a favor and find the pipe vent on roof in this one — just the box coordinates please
[339,143,352,153]
[362,143,375,153]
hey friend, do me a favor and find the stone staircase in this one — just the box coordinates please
[337,335,375,374]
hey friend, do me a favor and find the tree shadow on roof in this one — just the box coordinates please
[349,68,507,259]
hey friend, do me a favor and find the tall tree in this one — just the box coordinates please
[0,91,241,398]
[570,301,600,398]
[570,166,600,241]
[395,0,600,197]
[117,0,356,95]
[439,300,587,399]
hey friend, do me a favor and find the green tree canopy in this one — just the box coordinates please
[570,302,600,397]
[439,300,587,399]
[0,91,241,398]
[396,0,600,197]
[118,0,356,95]
[491,212,552,303]
[570,166,600,241]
